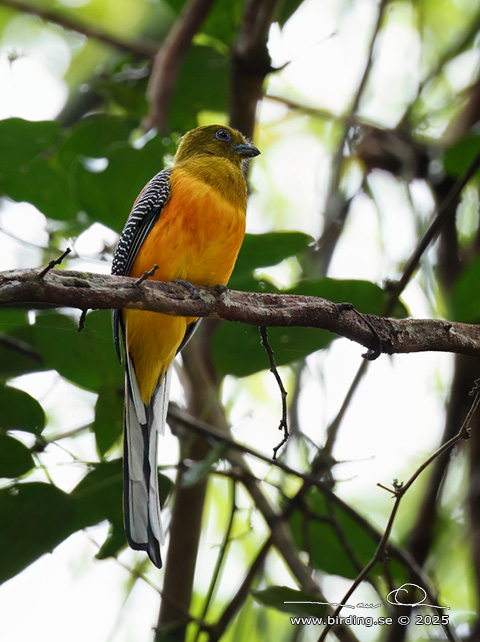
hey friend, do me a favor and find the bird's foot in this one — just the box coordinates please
[172,279,197,295]
[210,284,228,297]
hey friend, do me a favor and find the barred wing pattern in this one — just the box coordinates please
[112,168,172,360]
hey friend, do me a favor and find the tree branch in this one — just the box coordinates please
[144,0,217,131]
[230,0,278,137]
[2,268,480,359]
[0,0,158,58]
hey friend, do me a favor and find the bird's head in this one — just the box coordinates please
[175,125,260,167]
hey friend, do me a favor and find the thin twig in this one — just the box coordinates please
[400,7,480,129]
[386,150,480,309]
[135,264,159,286]
[38,247,71,278]
[319,0,389,273]
[0,224,48,250]
[193,480,237,642]
[337,302,382,360]
[259,326,289,459]
[266,94,340,122]
[0,332,43,363]
[316,380,480,642]
[30,422,92,452]
[0,0,158,58]
[399,379,478,495]
[210,537,270,641]
[324,360,368,457]
[77,309,88,332]
[286,361,306,444]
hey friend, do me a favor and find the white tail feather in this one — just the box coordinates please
[153,368,171,435]
[126,351,146,425]
[124,363,170,567]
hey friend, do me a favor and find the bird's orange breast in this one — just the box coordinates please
[124,168,247,404]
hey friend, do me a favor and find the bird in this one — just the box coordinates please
[111,124,260,567]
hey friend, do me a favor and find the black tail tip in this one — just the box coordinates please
[148,543,163,569]
[126,533,163,568]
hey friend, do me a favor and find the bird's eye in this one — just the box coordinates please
[215,128,231,142]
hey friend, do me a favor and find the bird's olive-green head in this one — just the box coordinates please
[175,125,260,167]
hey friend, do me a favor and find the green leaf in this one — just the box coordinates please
[96,520,127,561]
[230,232,314,291]
[0,461,173,580]
[212,323,332,378]
[0,118,60,173]
[200,0,244,46]
[0,120,80,220]
[289,487,381,579]
[70,459,124,530]
[0,483,74,584]
[31,310,122,393]
[0,385,45,435]
[71,135,169,232]
[288,278,408,317]
[71,460,173,560]
[451,253,480,322]
[72,460,173,526]
[0,309,30,333]
[93,387,123,456]
[169,45,229,132]
[96,78,149,117]
[0,435,35,478]
[442,131,480,178]
[0,155,78,221]
[57,114,137,168]
[0,327,45,379]
[70,460,125,560]
[252,586,327,617]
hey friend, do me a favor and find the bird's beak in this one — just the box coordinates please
[233,143,261,158]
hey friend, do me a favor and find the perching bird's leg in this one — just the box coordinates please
[172,279,198,295]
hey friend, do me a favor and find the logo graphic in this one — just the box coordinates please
[284,582,449,611]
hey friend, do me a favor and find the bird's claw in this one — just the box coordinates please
[172,279,197,295]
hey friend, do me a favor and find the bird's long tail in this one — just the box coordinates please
[123,352,170,568]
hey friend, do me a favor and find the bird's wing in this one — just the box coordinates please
[111,168,172,362]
